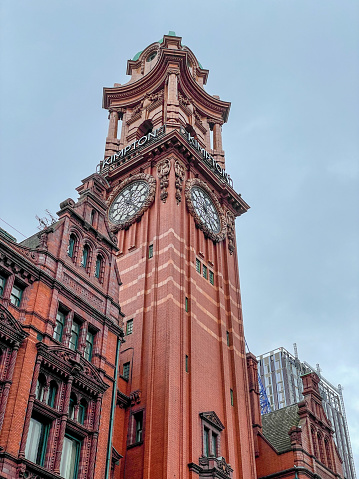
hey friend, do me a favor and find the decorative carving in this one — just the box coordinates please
[289,426,303,446]
[190,456,233,479]
[174,160,185,204]
[0,304,28,347]
[157,159,171,203]
[107,173,156,233]
[59,198,75,210]
[178,91,190,106]
[36,343,109,394]
[193,107,202,125]
[226,211,235,255]
[130,389,141,406]
[185,179,226,243]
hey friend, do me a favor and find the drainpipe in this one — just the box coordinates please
[104,335,122,479]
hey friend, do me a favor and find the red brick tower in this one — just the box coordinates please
[103,33,257,479]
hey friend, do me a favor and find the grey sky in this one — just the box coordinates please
[1,0,358,470]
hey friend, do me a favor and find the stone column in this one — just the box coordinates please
[0,345,19,431]
[87,395,102,479]
[107,110,119,139]
[213,122,223,151]
[212,120,225,169]
[19,356,42,457]
[166,71,179,129]
[53,376,73,473]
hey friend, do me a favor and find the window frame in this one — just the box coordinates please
[0,273,6,297]
[10,282,24,307]
[60,433,81,479]
[209,270,214,285]
[69,319,81,351]
[84,330,94,362]
[25,416,50,467]
[126,319,133,336]
[196,258,201,274]
[54,309,66,342]
[122,362,130,381]
[128,410,144,447]
[203,265,208,279]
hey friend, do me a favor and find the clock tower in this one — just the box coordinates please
[101,33,257,479]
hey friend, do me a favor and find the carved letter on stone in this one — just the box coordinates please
[226,211,235,255]
[174,160,185,204]
[157,159,171,203]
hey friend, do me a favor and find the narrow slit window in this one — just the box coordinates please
[185,297,188,312]
[203,265,208,279]
[148,244,153,259]
[196,259,201,274]
[185,355,189,373]
[230,389,234,406]
[123,362,130,381]
[226,331,230,346]
[209,270,214,285]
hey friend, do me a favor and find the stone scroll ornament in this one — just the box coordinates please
[174,160,185,204]
[185,178,227,243]
[107,173,156,233]
[226,210,236,255]
[157,159,171,203]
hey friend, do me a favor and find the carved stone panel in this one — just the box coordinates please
[174,160,185,204]
[157,159,171,203]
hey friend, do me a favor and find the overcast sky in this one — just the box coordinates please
[1,0,358,471]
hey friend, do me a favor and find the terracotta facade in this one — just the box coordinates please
[0,33,344,479]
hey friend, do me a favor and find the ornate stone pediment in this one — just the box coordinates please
[189,456,233,479]
[36,343,108,394]
[0,304,28,347]
[200,411,225,431]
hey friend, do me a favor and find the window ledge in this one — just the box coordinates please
[127,440,143,450]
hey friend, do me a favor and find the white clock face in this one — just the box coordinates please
[191,186,221,234]
[109,180,150,225]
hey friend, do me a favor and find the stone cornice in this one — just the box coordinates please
[103,48,230,123]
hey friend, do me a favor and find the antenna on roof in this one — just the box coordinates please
[36,210,57,231]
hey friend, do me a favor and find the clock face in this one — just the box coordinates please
[190,186,221,234]
[109,180,150,225]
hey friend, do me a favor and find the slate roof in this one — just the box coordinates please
[19,231,41,249]
[261,404,300,453]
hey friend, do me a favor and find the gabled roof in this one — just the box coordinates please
[261,404,300,453]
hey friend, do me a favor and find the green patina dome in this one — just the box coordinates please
[131,32,203,69]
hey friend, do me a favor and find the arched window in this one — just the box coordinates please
[311,427,318,458]
[95,255,103,280]
[78,399,87,425]
[47,381,58,408]
[68,393,77,420]
[325,437,332,468]
[90,209,96,226]
[81,244,90,269]
[67,234,77,259]
[36,374,46,402]
[317,433,325,464]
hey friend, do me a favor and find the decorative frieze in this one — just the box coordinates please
[62,274,103,309]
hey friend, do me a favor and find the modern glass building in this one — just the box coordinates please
[257,346,356,479]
